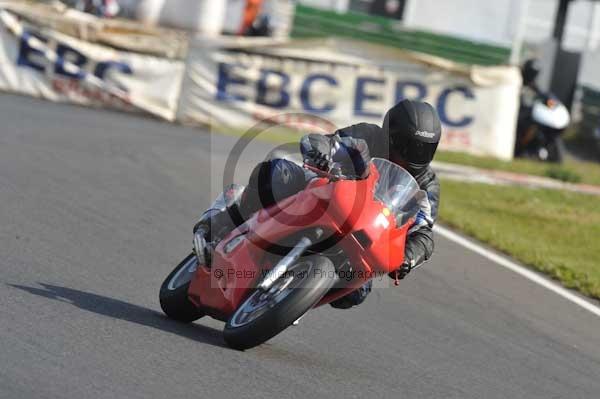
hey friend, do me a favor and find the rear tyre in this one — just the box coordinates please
[223,255,336,350]
[159,253,204,323]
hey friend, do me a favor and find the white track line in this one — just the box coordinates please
[434,225,600,318]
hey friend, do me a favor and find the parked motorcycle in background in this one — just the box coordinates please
[514,59,571,163]
[515,91,571,163]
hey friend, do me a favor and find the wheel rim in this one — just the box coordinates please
[229,259,314,328]
[167,255,198,291]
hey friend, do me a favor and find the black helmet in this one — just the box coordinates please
[383,99,442,175]
[521,58,541,86]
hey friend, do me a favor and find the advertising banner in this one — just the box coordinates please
[0,9,184,121]
[180,38,521,160]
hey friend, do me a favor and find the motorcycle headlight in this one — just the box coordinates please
[224,234,246,254]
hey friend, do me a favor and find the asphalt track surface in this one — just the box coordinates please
[1,93,600,399]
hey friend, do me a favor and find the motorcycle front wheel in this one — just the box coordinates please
[223,255,336,350]
[159,253,205,323]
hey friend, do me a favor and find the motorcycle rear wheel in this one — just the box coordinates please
[546,137,565,163]
[223,255,336,350]
[159,253,205,323]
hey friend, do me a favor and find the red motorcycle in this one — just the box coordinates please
[159,158,425,350]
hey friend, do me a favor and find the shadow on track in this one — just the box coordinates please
[8,283,228,348]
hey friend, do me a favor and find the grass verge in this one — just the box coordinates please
[436,150,600,186]
[439,179,600,300]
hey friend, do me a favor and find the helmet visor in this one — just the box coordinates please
[407,140,438,167]
[390,136,438,168]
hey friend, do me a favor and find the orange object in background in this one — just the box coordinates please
[239,0,263,34]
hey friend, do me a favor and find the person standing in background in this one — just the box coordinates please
[76,0,120,18]
[239,0,263,34]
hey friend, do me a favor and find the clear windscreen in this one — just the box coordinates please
[372,158,426,227]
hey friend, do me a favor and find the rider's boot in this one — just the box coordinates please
[329,280,373,309]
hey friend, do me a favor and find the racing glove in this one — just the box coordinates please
[300,134,370,179]
[300,134,332,171]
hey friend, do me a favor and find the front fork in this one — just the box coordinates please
[258,228,324,291]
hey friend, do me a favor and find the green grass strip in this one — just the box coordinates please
[436,150,600,186]
[439,179,600,300]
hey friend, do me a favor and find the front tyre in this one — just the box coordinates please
[159,253,204,323]
[223,255,336,350]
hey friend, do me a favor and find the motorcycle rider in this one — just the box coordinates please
[522,59,541,92]
[516,58,543,156]
[519,58,544,113]
[195,99,442,309]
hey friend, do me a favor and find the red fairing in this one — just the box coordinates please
[188,163,411,318]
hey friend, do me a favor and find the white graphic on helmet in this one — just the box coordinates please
[415,130,436,139]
